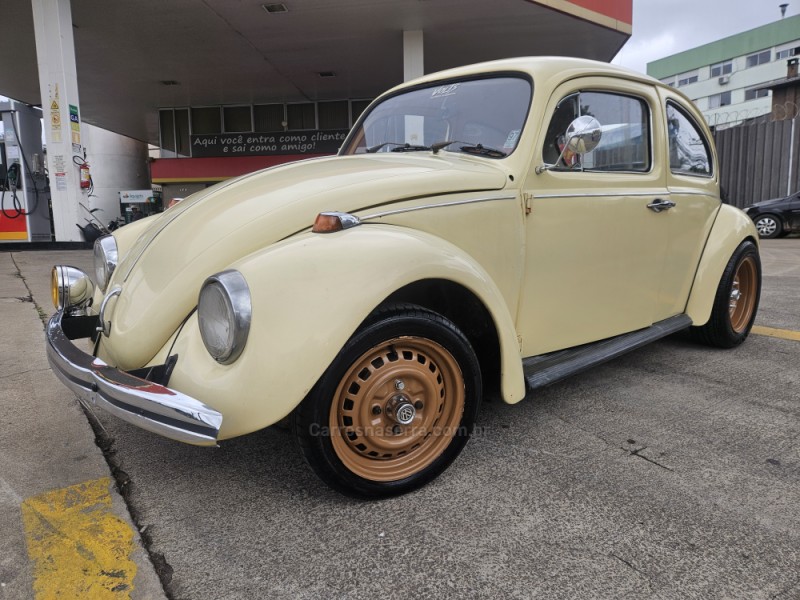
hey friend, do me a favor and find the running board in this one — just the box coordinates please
[523,314,692,390]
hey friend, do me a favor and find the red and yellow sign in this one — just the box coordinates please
[0,212,28,241]
[532,0,632,34]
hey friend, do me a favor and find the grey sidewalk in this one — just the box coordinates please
[0,251,165,600]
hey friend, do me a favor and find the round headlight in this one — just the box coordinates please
[51,265,95,312]
[198,270,252,364]
[93,235,118,293]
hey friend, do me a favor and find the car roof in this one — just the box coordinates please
[388,56,664,94]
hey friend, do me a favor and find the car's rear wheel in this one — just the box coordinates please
[691,240,761,348]
[294,305,481,498]
[754,214,782,239]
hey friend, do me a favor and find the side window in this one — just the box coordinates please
[543,91,650,172]
[666,101,712,177]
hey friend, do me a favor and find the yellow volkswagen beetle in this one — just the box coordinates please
[47,57,760,498]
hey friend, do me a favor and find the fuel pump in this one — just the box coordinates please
[1,100,52,242]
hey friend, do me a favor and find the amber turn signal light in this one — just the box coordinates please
[312,211,361,234]
[312,213,344,233]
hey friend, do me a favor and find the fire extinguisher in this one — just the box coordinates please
[79,162,91,189]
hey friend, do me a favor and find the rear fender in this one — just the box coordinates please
[685,204,759,326]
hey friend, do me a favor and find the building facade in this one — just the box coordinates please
[647,14,800,128]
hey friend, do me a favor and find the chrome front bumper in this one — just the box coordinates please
[46,311,223,446]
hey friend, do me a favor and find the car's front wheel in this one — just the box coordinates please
[754,214,782,238]
[294,305,481,498]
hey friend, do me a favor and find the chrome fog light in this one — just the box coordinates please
[93,235,118,292]
[198,270,252,364]
[51,265,95,313]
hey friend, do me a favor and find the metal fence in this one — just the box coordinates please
[713,114,800,208]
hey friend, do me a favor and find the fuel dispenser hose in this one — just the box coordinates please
[1,112,42,220]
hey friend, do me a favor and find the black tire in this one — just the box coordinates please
[753,214,782,239]
[691,240,761,348]
[293,304,481,499]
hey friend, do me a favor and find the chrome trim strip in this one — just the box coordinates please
[666,189,717,197]
[361,194,517,221]
[46,310,223,446]
[536,189,716,200]
[535,191,669,199]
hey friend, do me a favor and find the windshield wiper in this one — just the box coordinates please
[366,142,432,153]
[431,140,507,158]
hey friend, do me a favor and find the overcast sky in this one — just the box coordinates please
[611,0,799,74]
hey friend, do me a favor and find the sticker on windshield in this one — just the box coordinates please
[431,84,459,98]
[504,129,521,149]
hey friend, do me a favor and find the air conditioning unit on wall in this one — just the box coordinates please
[718,76,730,85]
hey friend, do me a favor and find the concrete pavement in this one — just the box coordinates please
[0,252,165,600]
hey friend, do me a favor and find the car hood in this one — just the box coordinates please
[104,154,508,368]
[748,197,784,210]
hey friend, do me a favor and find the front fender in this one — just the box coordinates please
[167,225,525,440]
[685,204,759,326]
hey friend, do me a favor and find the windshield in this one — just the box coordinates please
[342,76,532,159]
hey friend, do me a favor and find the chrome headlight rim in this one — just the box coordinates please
[51,265,95,314]
[198,270,252,365]
[93,235,118,293]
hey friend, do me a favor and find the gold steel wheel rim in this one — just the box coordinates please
[329,336,466,482]
[729,255,757,333]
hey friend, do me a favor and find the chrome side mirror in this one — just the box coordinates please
[536,115,603,174]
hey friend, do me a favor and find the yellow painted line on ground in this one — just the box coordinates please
[21,477,137,599]
[751,325,800,342]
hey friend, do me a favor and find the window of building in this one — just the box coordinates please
[254,104,285,131]
[159,110,176,153]
[666,101,711,177]
[192,107,222,134]
[776,46,800,60]
[744,87,770,101]
[317,101,349,130]
[175,109,190,156]
[660,77,676,87]
[708,91,732,108]
[542,91,650,173]
[160,99,373,151]
[351,100,372,124]
[223,106,252,132]
[746,50,771,68]
[710,61,733,77]
[677,72,699,87]
[287,103,316,130]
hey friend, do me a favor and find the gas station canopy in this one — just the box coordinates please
[0,0,631,145]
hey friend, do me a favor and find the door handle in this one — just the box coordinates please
[647,198,676,213]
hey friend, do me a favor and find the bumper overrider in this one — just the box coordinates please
[46,310,223,446]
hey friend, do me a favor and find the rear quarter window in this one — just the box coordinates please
[666,101,712,177]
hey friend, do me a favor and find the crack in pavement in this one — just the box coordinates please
[9,253,48,326]
[610,553,666,598]
[627,447,674,472]
[0,367,51,380]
